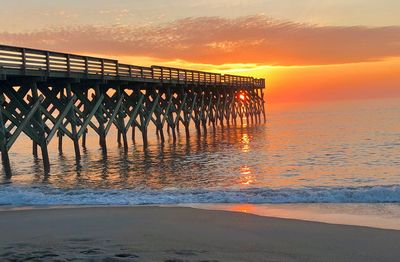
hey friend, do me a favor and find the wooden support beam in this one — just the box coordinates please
[104,95,124,136]
[82,129,87,149]
[118,87,129,149]
[125,94,144,132]
[77,94,104,138]
[73,89,100,134]
[165,89,177,142]
[0,94,11,177]
[204,92,213,130]
[94,84,107,153]
[46,95,76,145]
[220,91,228,128]
[261,89,267,123]
[57,131,63,154]
[30,82,50,172]
[200,91,208,134]
[153,90,166,144]
[38,86,74,139]
[178,90,193,138]
[66,83,81,160]
[3,87,45,142]
[139,92,159,147]
[6,97,42,150]
[224,91,231,128]
[1,102,42,145]
[212,94,220,130]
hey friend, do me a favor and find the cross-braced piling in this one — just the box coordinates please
[0,44,266,176]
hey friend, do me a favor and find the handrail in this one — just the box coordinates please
[0,44,265,88]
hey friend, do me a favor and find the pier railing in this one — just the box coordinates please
[0,44,265,88]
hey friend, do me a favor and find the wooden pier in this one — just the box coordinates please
[0,44,266,176]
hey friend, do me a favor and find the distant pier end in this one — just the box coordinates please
[0,44,266,176]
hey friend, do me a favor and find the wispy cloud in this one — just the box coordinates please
[1,15,399,66]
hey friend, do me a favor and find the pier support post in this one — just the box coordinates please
[140,113,148,148]
[56,88,65,154]
[257,89,263,124]
[152,89,165,145]
[131,124,136,143]
[232,91,238,126]
[66,83,81,160]
[166,89,177,142]
[32,141,38,157]
[30,82,50,172]
[82,129,87,149]
[261,89,267,123]
[116,86,128,151]
[125,89,144,145]
[57,131,63,154]
[195,92,204,135]
[95,83,107,153]
[248,91,254,125]
[142,90,159,147]
[200,91,208,135]
[0,94,11,177]
[219,91,226,128]
[182,90,196,139]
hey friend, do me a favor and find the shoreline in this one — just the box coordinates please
[2,203,400,231]
[1,206,400,261]
[186,203,400,231]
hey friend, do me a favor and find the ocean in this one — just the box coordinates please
[1,98,399,228]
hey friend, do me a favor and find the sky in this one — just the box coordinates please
[0,0,399,103]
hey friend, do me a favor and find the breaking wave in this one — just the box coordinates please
[1,184,400,206]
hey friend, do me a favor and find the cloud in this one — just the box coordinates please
[0,15,399,66]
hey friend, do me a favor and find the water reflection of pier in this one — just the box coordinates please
[14,126,264,190]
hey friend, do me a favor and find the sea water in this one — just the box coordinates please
[1,98,399,229]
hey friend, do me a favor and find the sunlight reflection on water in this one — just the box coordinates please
[0,98,399,202]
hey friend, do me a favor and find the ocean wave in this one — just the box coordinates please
[1,185,400,205]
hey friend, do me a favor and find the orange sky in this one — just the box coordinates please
[222,58,400,103]
[0,1,399,103]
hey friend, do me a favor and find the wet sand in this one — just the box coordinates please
[0,206,399,261]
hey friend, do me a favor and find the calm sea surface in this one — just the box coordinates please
[1,98,400,226]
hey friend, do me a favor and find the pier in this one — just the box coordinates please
[0,44,266,176]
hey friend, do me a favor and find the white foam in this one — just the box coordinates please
[1,184,400,206]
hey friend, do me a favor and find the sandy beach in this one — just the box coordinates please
[0,207,399,261]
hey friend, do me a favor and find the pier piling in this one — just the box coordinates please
[0,44,266,177]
